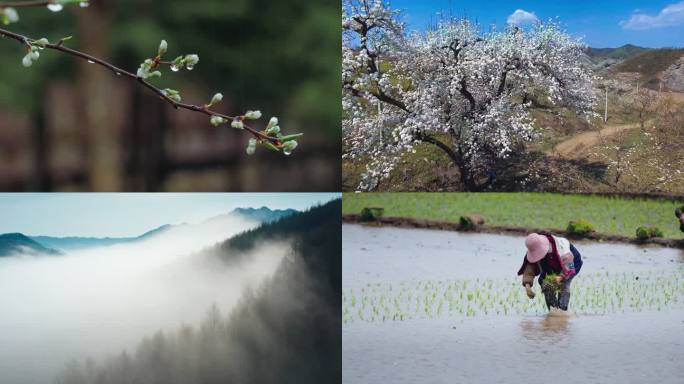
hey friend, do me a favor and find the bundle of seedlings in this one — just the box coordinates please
[542,273,562,293]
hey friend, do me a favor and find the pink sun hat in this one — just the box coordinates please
[525,233,550,263]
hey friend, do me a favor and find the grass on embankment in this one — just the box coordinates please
[343,193,683,238]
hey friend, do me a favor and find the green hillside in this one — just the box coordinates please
[586,44,650,62]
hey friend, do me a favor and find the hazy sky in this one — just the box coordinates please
[390,0,684,48]
[0,193,340,237]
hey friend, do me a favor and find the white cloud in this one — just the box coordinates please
[507,9,539,26]
[621,1,684,30]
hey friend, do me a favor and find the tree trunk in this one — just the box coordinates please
[416,133,485,192]
[77,0,120,191]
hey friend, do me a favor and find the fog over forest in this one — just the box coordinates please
[0,214,287,384]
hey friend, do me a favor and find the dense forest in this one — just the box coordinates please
[53,199,341,384]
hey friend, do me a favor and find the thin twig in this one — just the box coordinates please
[0,26,280,144]
[0,1,52,8]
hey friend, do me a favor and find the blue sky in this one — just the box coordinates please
[0,193,340,237]
[390,0,684,48]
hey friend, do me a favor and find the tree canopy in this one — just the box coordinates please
[342,0,596,191]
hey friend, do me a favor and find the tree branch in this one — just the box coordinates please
[415,131,460,164]
[0,1,53,8]
[533,61,565,87]
[0,27,283,145]
[458,77,476,112]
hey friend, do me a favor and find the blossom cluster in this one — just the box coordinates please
[342,0,596,190]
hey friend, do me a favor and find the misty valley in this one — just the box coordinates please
[0,201,341,384]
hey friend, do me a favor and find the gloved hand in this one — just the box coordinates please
[525,284,535,299]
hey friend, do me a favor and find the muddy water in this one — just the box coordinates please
[343,224,684,384]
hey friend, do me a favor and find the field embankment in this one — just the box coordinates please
[343,193,684,240]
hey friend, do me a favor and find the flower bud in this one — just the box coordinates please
[3,8,19,24]
[209,93,223,106]
[246,139,257,155]
[210,116,226,127]
[244,110,262,120]
[266,125,280,136]
[35,38,49,47]
[22,54,33,67]
[281,140,298,155]
[162,88,181,102]
[184,54,199,70]
[266,117,278,130]
[231,119,244,130]
[158,40,168,56]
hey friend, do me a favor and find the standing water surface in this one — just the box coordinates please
[343,224,684,384]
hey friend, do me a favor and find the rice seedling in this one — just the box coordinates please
[342,268,684,324]
[542,273,562,293]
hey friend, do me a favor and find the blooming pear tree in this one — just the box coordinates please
[0,0,301,156]
[342,0,595,190]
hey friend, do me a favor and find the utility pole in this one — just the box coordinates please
[604,87,608,123]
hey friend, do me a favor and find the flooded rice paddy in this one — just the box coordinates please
[342,224,684,384]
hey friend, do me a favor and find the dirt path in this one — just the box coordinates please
[548,121,642,159]
[548,91,684,159]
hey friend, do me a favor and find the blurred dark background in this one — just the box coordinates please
[0,0,340,191]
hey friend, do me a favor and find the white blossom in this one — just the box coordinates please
[342,0,596,191]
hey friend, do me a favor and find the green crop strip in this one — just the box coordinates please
[342,269,684,324]
[343,193,682,238]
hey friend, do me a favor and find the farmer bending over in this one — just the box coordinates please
[517,232,583,311]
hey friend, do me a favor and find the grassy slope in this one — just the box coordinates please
[343,137,461,192]
[343,193,683,238]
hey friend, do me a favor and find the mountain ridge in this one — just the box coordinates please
[0,233,61,257]
[8,206,299,254]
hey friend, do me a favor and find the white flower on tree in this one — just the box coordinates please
[342,0,596,191]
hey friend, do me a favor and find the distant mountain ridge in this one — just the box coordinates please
[31,224,174,252]
[585,44,650,62]
[229,207,298,223]
[0,233,61,257]
[611,48,684,91]
[3,206,298,255]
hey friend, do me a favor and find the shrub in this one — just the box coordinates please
[360,207,384,222]
[636,226,664,241]
[566,220,595,237]
[459,215,484,231]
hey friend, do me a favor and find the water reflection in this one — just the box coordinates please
[519,312,571,344]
